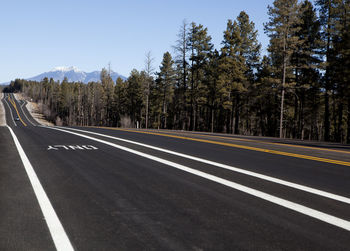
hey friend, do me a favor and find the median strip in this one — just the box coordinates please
[43,125,350,232]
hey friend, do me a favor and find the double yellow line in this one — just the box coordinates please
[168,131,350,155]
[8,95,27,126]
[93,127,350,167]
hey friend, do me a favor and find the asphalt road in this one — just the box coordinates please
[1,93,350,250]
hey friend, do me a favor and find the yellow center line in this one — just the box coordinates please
[91,127,350,167]
[184,132,350,155]
[123,129,350,155]
[8,96,27,126]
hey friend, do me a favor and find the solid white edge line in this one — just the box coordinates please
[43,125,350,232]
[52,126,350,205]
[4,95,17,126]
[19,100,36,126]
[7,125,74,251]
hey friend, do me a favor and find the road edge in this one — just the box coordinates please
[0,93,6,126]
[7,125,74,251]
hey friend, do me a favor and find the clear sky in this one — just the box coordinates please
[0,0,274,83]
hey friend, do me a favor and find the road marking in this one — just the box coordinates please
[135,129,350,155]
[19,100,36,126]
[3,96,17,126]
[7,125,74,251]
[43,126,350,231]
[96,127,350,167]
[47,145,98,150]
[8,96,27,126]
[53,126,350,205]
[8,95,26,126]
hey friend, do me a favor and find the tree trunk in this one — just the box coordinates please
[145,92,149,129]
[324,6,331,141]
[324,89,330,141]
[231,99,235,134]
[293,94,298,138]
[280,35,286,139]
[234,94,240,134]
[337,101,343,142]
[193,104,196,131]
[211,107,214,133]
[347,98,350,144]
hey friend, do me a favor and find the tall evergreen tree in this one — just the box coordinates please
[291,0,322,139]
[204,50,226,132]
[316,0,343,141]
[127,69,144,127]
[265,0,302,138]
[219,11,260,134]
[144,51,155,129]
[173,20,190,130]
[219,18,246,134]
[100,67,114,126]
[155,52,176,129]
[187,22,213,130]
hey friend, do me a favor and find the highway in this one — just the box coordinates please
[1,93,350,250]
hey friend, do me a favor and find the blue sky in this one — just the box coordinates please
[0,0,274,83]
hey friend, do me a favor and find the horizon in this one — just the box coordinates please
[0,0,274,83]
[0,66,127,85]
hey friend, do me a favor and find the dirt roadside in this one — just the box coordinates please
[14,93,54,126]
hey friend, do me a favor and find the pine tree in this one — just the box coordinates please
[265,0,302,138]
[173,20,190,130]
[235,11,261,135]
[219,11,260,134]
[144,51,155,129]
[204,50,226,132]
[155,52,176,129]
[253,56,279,136]
[127,69,144,127]
[341,1,350,143]
[187,22,213,130]
[316,0,344,141]
[332,0,350,142]
[100,67,114,126]
[219,18,246,134]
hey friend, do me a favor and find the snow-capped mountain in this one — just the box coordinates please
[26,66,126,83]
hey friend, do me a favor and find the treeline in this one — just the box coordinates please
[5,0,350,143]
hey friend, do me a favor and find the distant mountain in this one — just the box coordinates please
[2,66,127,85]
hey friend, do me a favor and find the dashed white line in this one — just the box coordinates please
[43,125,350,232]
[7,125,74,251]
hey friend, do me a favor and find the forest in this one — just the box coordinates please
[4,0,350,143]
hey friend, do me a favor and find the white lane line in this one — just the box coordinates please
[7,126,74,251]
[43,125,350,232]
[52,126,350,205]
[19,100,36,126]
[3,96,17,126]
